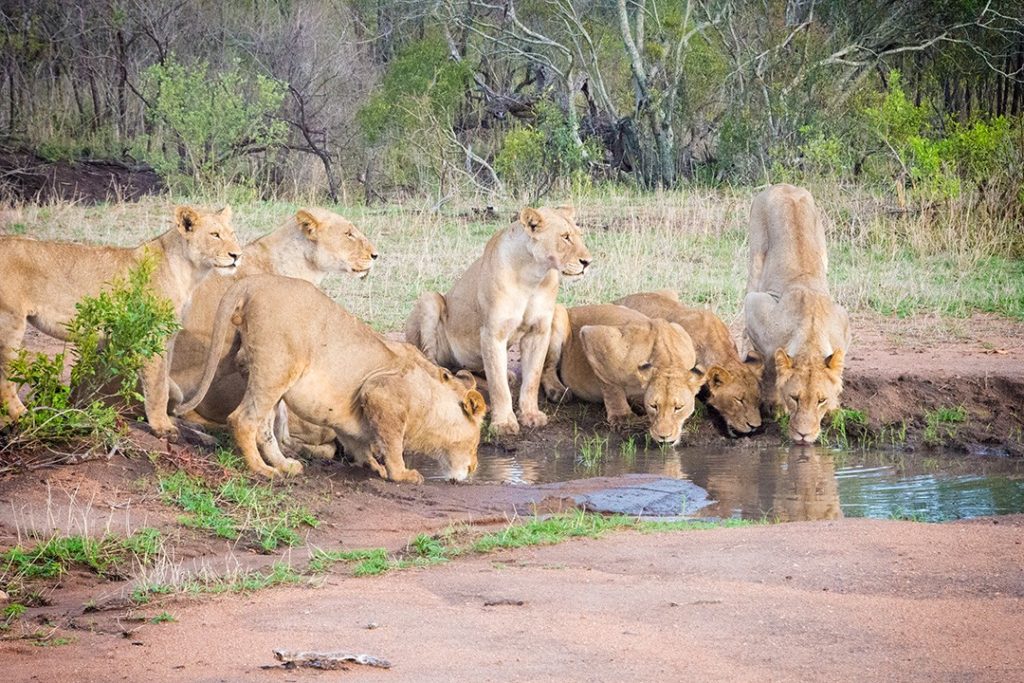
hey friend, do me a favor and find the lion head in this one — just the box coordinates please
[294,208,378,278]
[704,358,764,435]
[175,205,242,274]
[431,368,486,481]
[773,348,844,444]
[580,318,704,446]
[518,205,592,280]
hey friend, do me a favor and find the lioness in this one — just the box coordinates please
[176,274,486,481]
[0,206,240,437]
[615,290,763,435]
[742,184,851,444]
[170,208,377,425]
[541,304,705,446]
[405,206,591,436]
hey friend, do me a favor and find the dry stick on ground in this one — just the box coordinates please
[267,650,392,671]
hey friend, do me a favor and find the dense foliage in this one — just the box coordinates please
[0,1,1021,222]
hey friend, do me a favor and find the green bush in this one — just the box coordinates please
[140,55,288,189]
[5,257,179,450]
[495,100,597,201]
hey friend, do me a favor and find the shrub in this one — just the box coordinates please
[4,257,179,451]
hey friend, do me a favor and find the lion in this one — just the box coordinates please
[405,206,591,436]
[742,184,851,444]
[540,304,705,446]
[170,208,377,429]
[175,274,487,481]
[614,291,763,435]
[0,205,240,438]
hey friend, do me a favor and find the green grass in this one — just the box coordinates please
[821,408,869,449]
[307,512,756,580]
[157,470,318,552]
[574,428,609,469]
[149,611,177,624]
[618,435,638,462]
[0,529,162,607]
[131,562,304,604]
[923,405,968,446]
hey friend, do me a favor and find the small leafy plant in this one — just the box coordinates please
[4,257,179,451]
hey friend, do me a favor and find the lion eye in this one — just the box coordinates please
[817,397,827,406]
[735,398,744,405]
[347,231,355,239]
[648,403,657,412]
[211,232,220,239]
[562,233,571,242]
[790,394,800,403]
[673,404,683,413]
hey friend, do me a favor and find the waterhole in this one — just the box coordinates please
[414,445,1024,522]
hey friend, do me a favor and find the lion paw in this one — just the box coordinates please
[279,458,304,476]
[519,410,548,429]
[395,469,424,485]
[544,383,573,403]
[491,415,520,436]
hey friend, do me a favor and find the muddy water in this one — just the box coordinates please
[415,445,1024,522]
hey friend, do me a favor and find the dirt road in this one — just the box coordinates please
[3,515,1022,682]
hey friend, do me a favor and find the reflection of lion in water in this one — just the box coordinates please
[688,448,841,522]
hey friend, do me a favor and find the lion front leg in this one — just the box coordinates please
[518,319,551,429]
[480,326,517,435]
[600,383,637,429]
[139,352,179,440]
[541,308,572,403]
[359,383,423,484]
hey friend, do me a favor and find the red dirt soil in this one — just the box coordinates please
[2,516,1022,682]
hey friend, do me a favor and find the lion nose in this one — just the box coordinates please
[579,258,591,268]
[229,252,241,263]
[371,252,379,260]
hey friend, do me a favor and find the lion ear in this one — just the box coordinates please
[519,207,545,233]
[825,348,845,374]
[175,205,199,234]
[706,365,731,390]
[774,348,793,371]
[296,209,321,240]
[554,204,576,222]
[218,205,232,221]
[462,390,487,421]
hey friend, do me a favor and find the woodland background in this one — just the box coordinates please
[0,0,1021,252]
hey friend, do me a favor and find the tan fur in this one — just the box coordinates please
[405,206,591,436]
[170,208,377,433]
[176,275,486,481]
[0,205,240,437]
[742,184,851,444]
[541,304,704,445]
[615,290,763,434]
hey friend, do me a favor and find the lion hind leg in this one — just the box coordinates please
[405,291,450,365]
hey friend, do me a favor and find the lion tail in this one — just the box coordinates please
[174,278,253,416]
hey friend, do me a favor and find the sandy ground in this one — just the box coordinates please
[1,313,1023,681]
[2,516,1023,682]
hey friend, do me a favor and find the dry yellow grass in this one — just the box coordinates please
[7,183,1022,334]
